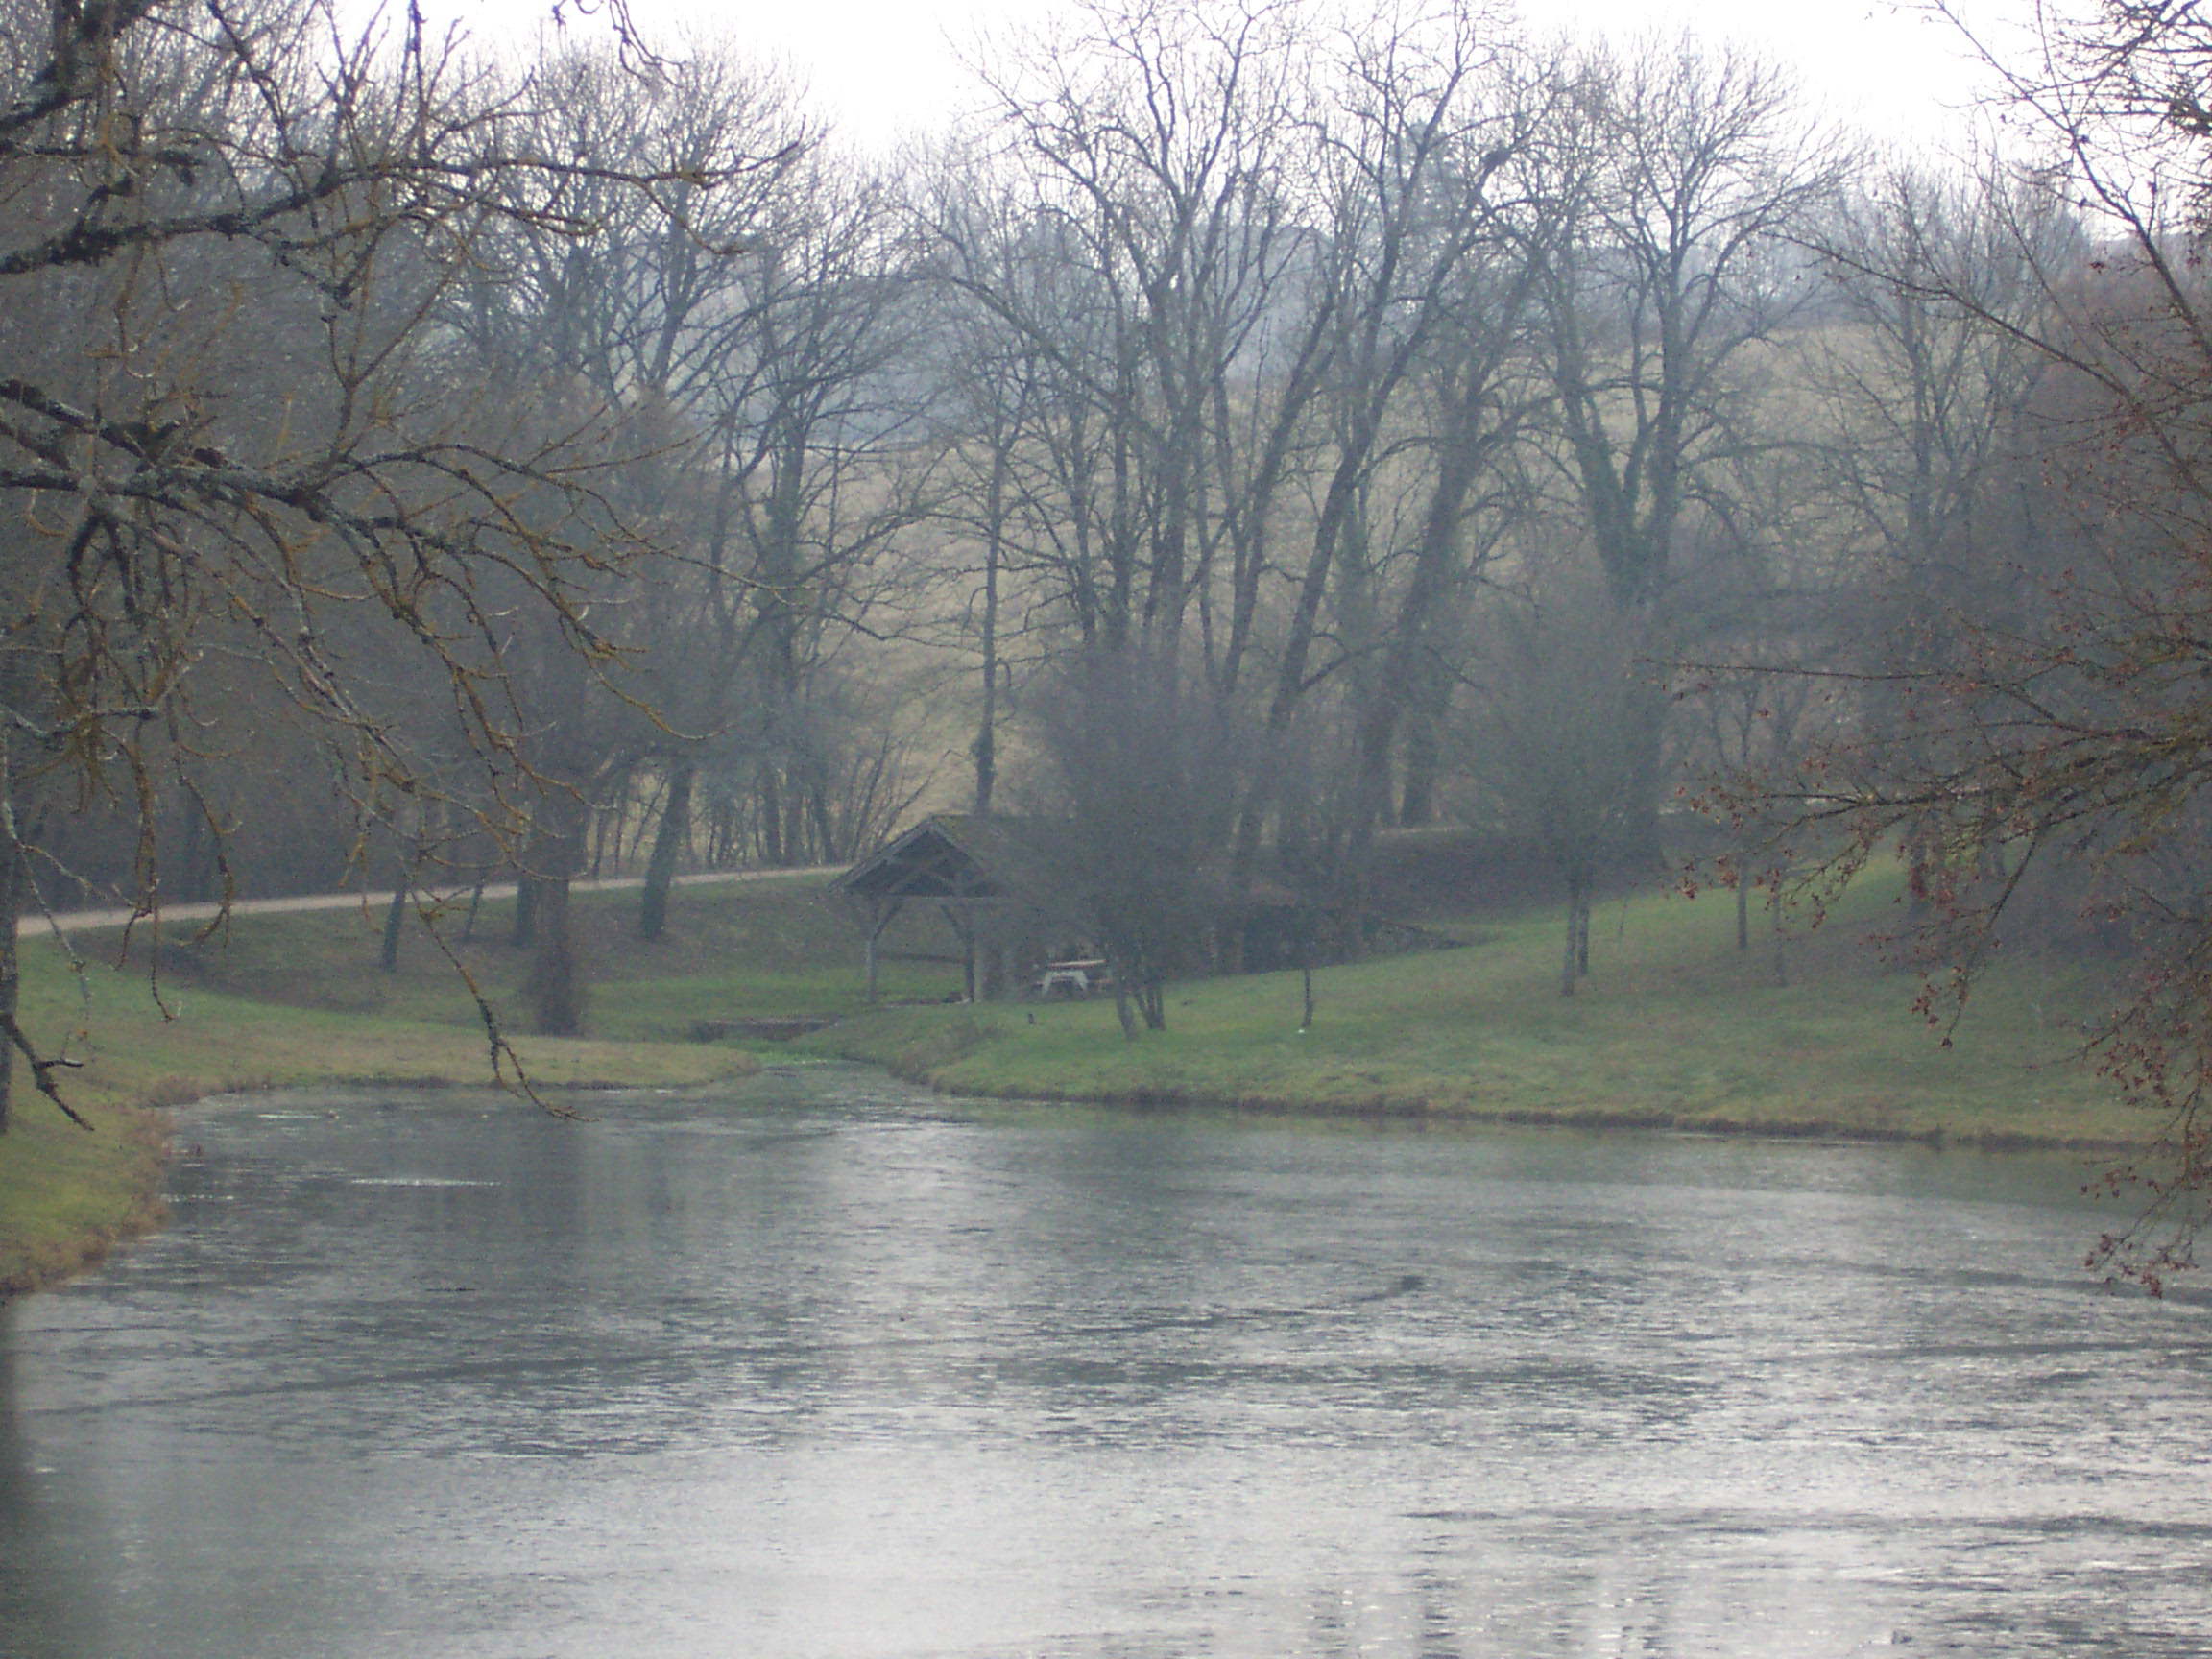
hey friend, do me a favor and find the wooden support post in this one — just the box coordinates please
[941,903,977,1001]
[863,897,902,1004]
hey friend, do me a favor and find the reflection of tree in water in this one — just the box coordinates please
[0,1328,97,1659]
[0,1332,35,1626]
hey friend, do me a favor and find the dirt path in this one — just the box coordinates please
[24,866,844,936]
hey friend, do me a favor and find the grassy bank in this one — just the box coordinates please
[151,873,963,1038]
[807,876,2141,1149]
[0,1091,169,1298]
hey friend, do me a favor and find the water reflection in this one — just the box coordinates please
[3,1069,2211,1657]
[0,1328,83,1655]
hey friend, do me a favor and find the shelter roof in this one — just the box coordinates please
[836,812,1305,912]
[832,813,1059,902]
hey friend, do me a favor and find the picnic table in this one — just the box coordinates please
[1034,958,1112,998]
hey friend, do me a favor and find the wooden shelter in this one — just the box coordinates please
[832,814,1069,1001]
[836,812,1324,1002]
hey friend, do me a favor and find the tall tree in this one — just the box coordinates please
[465,46,809,958]
[702,150,937,869]
[950,0,1320,667]
[0,1,750,1118]
[1748,1,2212,1286]
[1025,642,1248,1036]
[1798,163,2060,924]
[1240,6,1535,881]
[1526,37,1835,861]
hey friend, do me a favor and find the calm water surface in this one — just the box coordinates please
[4,1063,2210,1658]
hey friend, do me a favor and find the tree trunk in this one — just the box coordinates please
[1769,859,1791,988]
[1398,707,1443,827]
[1736,848,1751,951]
[974,440,1006,818]
[638,760,695,942]
[0,805,22,1136]
[1342,378,1492,878]
[1111,967,1139,1042]
[759,765,785,867]
[1233,425,1381,879]
[0,781,71,1136]
[379,869,409,974]
[1560,873,1587,998]
[1141,977,1166,1032]
[525,783,591,1036]
[807,772,839,867]
[512,871,538,950]
[525,874,586,1035]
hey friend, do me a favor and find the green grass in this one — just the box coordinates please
[0,1090,167,1297]
[806,875,2139,1148]
[152,874,965,1038]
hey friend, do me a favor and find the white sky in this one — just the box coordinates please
[446,0,2032,157]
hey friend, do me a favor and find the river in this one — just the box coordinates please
[3,1063,2209,1657]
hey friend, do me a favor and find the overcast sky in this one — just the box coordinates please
[452,0,2034,156]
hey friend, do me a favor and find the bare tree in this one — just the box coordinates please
[932,5,1563,965]
[1024,643,1248,1036]
[457,44,810,960]
[1244,7,1534,831]
[699,151,939,871]
[1731,2,2212,1286]
[0,1,767,1118]
[1523,36,1837,863]
[937,0,1336,685]
[1451,550,1647,995]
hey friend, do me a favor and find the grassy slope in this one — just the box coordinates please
[0,1093,167,1297]
[156,874,964,1038]
[808,875,2138,1147]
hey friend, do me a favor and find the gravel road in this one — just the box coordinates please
[23,866,843,935]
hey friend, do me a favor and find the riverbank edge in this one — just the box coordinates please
[0,1102,171,1301]
[9,1027,2143,1307]
[804,1014,2149,1160]
[0,1063,765,1303]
